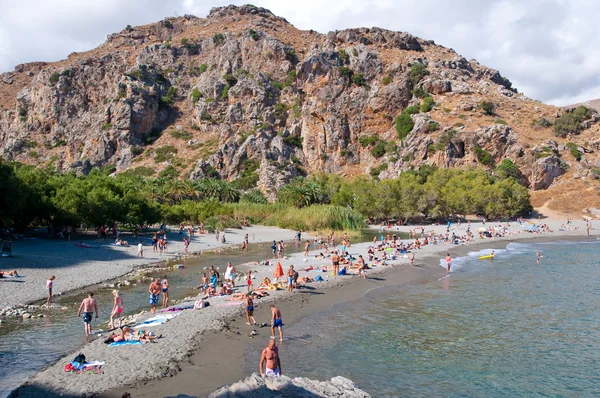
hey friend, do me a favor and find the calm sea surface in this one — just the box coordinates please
[253,240,600,397]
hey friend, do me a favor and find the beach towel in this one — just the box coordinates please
[160,305,193,312]
[109,340,144,347]
[133,312,181,329]
[65,360,105,373]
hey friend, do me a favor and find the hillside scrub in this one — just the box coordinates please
[553,106,592,137]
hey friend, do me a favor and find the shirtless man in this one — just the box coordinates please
[148,279,162,314]
[77,292,99,336]
[270,304,283,341]
[259,339,281,377]
[331,250,340,276]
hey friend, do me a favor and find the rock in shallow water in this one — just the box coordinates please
[206,373,371,398]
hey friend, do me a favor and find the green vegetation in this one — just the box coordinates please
[199,64,208,74]
[284,49,297,62]
[495,119,508,125]
[191,88,201,103]
[180,38,199,54]
[339,66,352,77]
[101,123,112,131]
[553,106,592,137]
[170,130,193,140]
[283,134,303,148]
[531,118,552,128]
[480,101,495,116]
[129,69,143,80]
[405,105,420,115]
[249,29,259,41]
[412,87,427,99]
[163,19,173,29]
[382,76,392,86]
[420,96,435,112]
[291,97,302,118]
[454,122,465,128]
[0,160,532,233]
[495,159,521,180]
[358,135,379,148]
[428,121,440,131]
[534,146,554,160]
[369,163,388,178]
[338,49,349,63]
[474,147,494,166]
[223,74,238,87]
[213,33,225,45]
[370,141,387,158]
[274,103,288,119]
[409,63,429,86]
[131,146,143,156]
[159,165,179,179]
[160,86,178,106]
[351,73,367,87]
[395,112,414,141]
[153,145,178,163]
[566,142,582,161]
[49,72,60,84]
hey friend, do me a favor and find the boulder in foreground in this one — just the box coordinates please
[205,372,371,398]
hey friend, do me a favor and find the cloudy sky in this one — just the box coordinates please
[0,0,598,105]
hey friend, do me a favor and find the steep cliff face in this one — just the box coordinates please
[0,5,599,210]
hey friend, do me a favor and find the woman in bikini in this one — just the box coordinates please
[161,276,169,307]
[110,290,124,329]
[46,275,55,306]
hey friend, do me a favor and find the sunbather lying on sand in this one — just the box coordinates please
[0,270,19,278]
[107,326,158,343]
[297,276,314,284]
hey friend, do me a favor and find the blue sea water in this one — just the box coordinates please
[270,240,600,397]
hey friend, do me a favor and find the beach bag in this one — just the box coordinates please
[73,353,86,364]
[315,275,324,282]
[64,363,75,372]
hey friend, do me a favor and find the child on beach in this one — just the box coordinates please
[46,275,55,306]
[109,290,124,329]
[201,273,209,291]
[137,241,143,258]
[445,254,452,272]
[247,270,253,292]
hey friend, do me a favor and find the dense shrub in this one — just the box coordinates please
[495,159,521,180]
[170,130,192,140]
[396,112,414,141]
[358,135,379,148]
[382,76,393,86]
[213,33,225,45]
[370,141,387,158]
[409,63,429,86]
[160,87,178,106]
[480,101,495,116]
[553,106,592,137]
[49,72,60,84]
[474,147,493,166]
[249,29,259,41]
[283,135,303,148]
[420,96,435,112]
[191,88,201,103]
[412,87,427,98]
[566,142,582,161]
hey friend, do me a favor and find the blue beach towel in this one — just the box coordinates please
[109,340,144,347]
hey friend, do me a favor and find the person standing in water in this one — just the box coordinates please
[148,279,161,314]
[259,339,281,377]
[109,290,124,329]
[161,275,169,308]
[77,292,98,336]
[46,275,55,306]
[445,253,452,272]
[270,304,283,341]
[303,240,310,257]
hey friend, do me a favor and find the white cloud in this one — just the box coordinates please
[0,0,598,105]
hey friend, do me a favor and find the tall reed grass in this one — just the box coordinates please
[226,203,365,232]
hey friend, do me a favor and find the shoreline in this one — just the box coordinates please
[0,225,304,309]
[8,220,596,397]
[114,232,595,398]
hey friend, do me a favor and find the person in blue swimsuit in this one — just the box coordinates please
[270,304,283,341]
[148,279,161,314]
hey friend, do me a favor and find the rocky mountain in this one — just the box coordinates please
[1,5,599,215]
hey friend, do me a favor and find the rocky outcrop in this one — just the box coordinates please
[204,373,371,398]
[0,4,597,196]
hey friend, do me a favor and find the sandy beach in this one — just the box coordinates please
[7,218,596,398]
[0,226,305,309]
